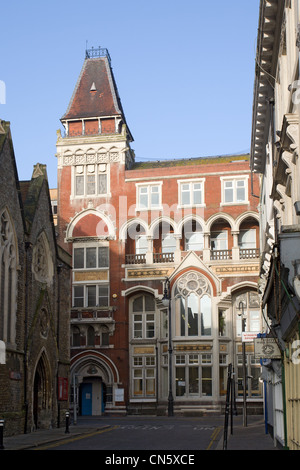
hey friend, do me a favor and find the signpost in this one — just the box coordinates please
[254,337,281,359]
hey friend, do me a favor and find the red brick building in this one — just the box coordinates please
[56,48,262,416]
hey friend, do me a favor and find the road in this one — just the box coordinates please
[37,416,225,452]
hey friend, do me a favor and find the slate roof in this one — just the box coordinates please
[62,56,124,121]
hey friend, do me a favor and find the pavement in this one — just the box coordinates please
[1,415,283,451]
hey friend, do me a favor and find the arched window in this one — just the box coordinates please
[0,209,17,344]
[87,326,95,346]
[72,326,81,347]
[175,272,212,337]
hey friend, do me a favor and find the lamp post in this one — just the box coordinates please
[162,278,174,417]
[238,301,247,427]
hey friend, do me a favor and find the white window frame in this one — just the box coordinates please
[177,178,206,208]
[220,176,249,205]
[73,242,109,270]
[136,182,163,211]
[72,163,110,198]
[132,355,156,398]
[72,283,109,308]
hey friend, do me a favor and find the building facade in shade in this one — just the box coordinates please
[0,120,71,437]
[251,0,300,450]
[56,48,263,417]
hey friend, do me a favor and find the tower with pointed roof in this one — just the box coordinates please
[56,47,135,415]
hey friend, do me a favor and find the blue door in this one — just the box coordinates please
[81,383,92,415]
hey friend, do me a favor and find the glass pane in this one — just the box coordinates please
[86,247,96,268]
[134,324,142,338]
[146,321,155,338]
[98,247,109,267]
[201,295,212,336]
[98,286,109,307]
[87,326,95,346]
[219,367,227,396]
[202,367,212,396]
[180,297,185,336]
[151,192,159,207]
[238,229,256,248]
[176,367,186,397]
[250,367,262,396]
[98,173,107,194]
[133,377,143,396]
[145,294,155,311]
[211,231,228,250]
[181,185,190,205]
[74,248,84,269]
[189,367,199,394]
[133,296,143,312]
[162,234,176,253]
[139,194,148,209]
[225,188,233,203]
[136,236,148,254]
[73,286,84,307]
[76,175,84,195]
[237,187,245,202]
[87,175,95,195]
[249,310,260,331]
[187,293,198,336]
[185,232,204,251]
[87,285,96,307]
[193,183,202,204]
[146,378,155,396]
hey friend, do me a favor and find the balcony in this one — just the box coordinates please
[125,252,174,265]
[239,248,260,259]
[71,308,114,323]
[124,248,260,266]
[210,249,232,261]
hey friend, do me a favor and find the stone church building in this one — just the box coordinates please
[0,120,71,436]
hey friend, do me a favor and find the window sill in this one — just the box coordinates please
[177,204,206,209]
[135,206,163,212]
[220,201,249,206]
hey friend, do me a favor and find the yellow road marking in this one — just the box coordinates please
[34,425,119,450]
[206,426,222,450]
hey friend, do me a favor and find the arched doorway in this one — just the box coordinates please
[71,352,119,416]
[33,351,51,429]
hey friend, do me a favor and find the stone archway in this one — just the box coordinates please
[33,351,52,430]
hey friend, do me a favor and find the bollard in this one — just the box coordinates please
[0,419,4,449]
[65,411,70,434]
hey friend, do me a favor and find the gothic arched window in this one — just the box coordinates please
[0,209,17,344]
[174,272,212,337]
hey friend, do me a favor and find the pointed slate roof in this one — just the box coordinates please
[62,56,124,121]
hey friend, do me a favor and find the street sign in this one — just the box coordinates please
[242,332,258,343]
[254,338,281,359]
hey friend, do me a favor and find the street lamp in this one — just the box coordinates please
[162,278,174,417]
[238,301,247,427]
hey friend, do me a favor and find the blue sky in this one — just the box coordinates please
[1,0,260,188]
